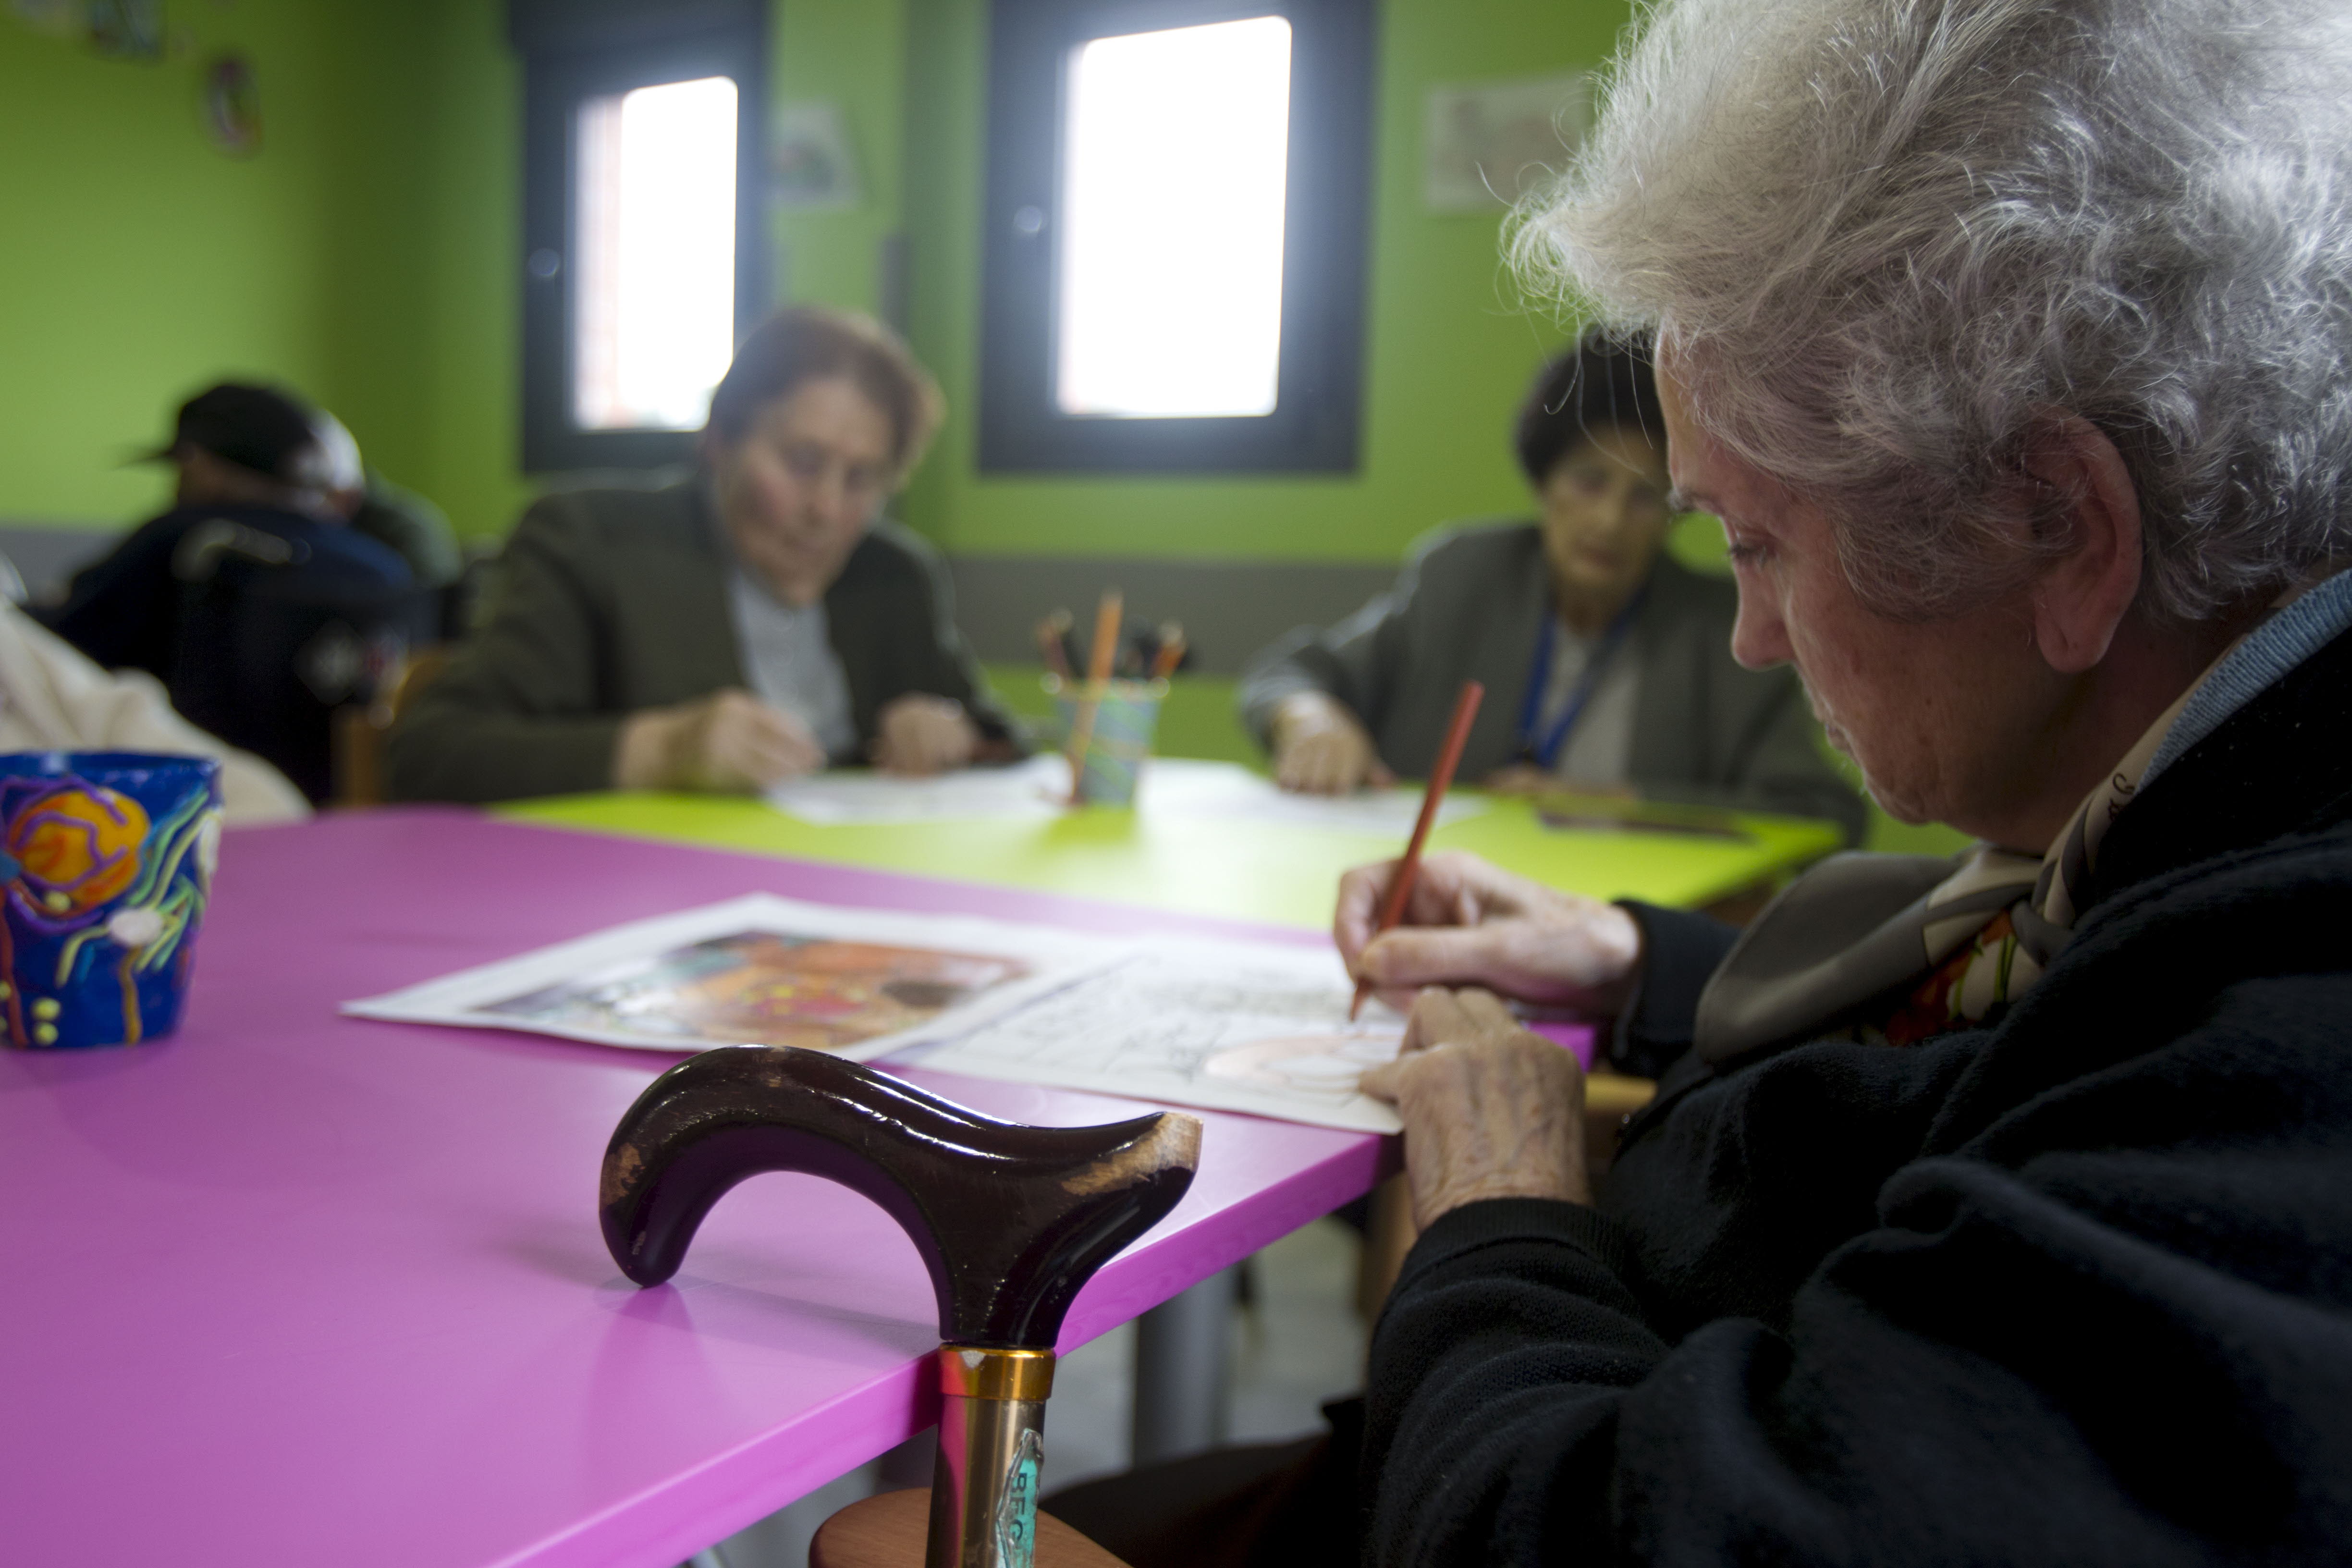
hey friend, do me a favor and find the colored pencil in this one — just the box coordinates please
[1149,622,1187,681]
[1349,678,1485,1021]
[1064,590,1124,804]
[1035,612,1076,681]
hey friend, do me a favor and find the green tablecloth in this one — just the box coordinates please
[501,788,1842,931]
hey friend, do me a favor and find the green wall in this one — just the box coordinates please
[1,4,378,525]
[406,0,530,546]
[771,0,909,316]
[0,0,1639,557]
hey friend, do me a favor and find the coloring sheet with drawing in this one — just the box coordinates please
[908,936,1408,1133]
[343,893,1132,1062]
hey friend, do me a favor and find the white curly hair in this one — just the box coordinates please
[1513,0,2352,621]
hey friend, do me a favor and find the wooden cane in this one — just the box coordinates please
[600,1047,1201,1568]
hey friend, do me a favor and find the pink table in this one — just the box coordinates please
[0,810,1389,1568]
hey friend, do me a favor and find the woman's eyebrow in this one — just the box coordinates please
[1667,486,1715,514]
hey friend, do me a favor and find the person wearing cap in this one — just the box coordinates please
[42,382,426,799]
[307,409,466,593]
[386,306,1018,803]
[1236,333,1864,842]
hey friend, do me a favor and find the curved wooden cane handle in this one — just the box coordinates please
[599,1046,1201,1349]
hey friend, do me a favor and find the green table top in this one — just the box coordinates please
[500,787,1842,932]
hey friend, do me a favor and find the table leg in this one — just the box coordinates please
[1129,1267,1235,1466]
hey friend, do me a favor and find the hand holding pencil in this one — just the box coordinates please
[1347,680,1483,1020]
[1333,683,1646,1018]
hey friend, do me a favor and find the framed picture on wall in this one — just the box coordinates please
[1423,72,1590,214]
[769,101,862,210]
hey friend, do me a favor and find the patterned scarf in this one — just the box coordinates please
[1692,568,2352,1063]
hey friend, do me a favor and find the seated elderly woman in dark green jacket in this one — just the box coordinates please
[389,308,1017,803]
[1237,333,1864,841]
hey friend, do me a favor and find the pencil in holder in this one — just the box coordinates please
[1045,676,1166,807]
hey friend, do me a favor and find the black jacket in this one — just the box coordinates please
[44,504,422,800]
[1363,625,2352,1565]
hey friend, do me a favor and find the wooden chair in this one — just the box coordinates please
[811,1488,1131,1568]
[330,643,448,807]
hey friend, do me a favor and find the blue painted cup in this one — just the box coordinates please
[1046,677,1166,808]
[0,752,223,1050]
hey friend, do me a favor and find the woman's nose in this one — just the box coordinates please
[1729,581,1792,670]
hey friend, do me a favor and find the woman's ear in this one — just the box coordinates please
[2023,414,2144,674]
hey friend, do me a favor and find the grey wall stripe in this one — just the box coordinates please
[1,522,1398,675]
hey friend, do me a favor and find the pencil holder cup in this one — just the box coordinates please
[1045,677,1167,808]
[0,752,223,1050]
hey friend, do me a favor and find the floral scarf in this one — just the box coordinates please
[1691,568,2352,1064]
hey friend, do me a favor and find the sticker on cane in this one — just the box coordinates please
[992,1426,1044,1568]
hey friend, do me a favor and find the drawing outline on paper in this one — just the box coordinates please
[913,939,1407,1133]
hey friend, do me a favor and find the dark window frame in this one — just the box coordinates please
[979,0,1377,474]
[513,2,770,474]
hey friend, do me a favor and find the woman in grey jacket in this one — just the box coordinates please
[1237,334,1864,840]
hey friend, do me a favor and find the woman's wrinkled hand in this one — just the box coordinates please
[614,688,826,792]
[1270,692,1395,795]
[872,693,980,776]
[1335,849,1642,1014]
[1360,986,1591,1225]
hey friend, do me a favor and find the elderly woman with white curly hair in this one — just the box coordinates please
[1049,0,2352,1563]
[1325,0,2352,1561]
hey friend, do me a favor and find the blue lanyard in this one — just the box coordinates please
[1514,589,1644,769]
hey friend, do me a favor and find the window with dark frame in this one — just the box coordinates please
[511,0,769,473]
[979,0,1376,474]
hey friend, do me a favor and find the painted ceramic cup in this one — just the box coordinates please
[1045,677,1166,808]
[0,752,223,1050]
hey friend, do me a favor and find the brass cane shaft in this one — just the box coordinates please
[928,1346,1056,1568]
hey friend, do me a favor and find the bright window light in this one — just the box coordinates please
[1056,17,1291,419]
[574,75,738,431]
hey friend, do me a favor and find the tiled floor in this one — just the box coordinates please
[712,1218,1367,1567]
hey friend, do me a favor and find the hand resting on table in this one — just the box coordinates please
[1360,985,1592,1225]
[871,693,980,777]
[614,687,826,792]
[1270,691,1396,795]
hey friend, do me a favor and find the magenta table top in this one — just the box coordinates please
[0,809,1389,1568]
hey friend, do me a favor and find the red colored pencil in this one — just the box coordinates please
[1348,679,1484,1021]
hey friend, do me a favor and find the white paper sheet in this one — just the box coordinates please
[762,755,1071,824]
[909,937,1406,1133]
[343,894,1132,1062]
[1137,759,1487,834]
[761,754,1485,834]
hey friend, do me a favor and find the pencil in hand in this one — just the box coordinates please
[1348,678,1484,1022]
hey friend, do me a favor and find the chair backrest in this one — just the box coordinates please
[168,538,435,802]
[810,1488,1131,1568]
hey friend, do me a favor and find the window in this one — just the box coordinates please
[513,0,768,472]
[571,76,740,432]
[980,0,1376,473]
